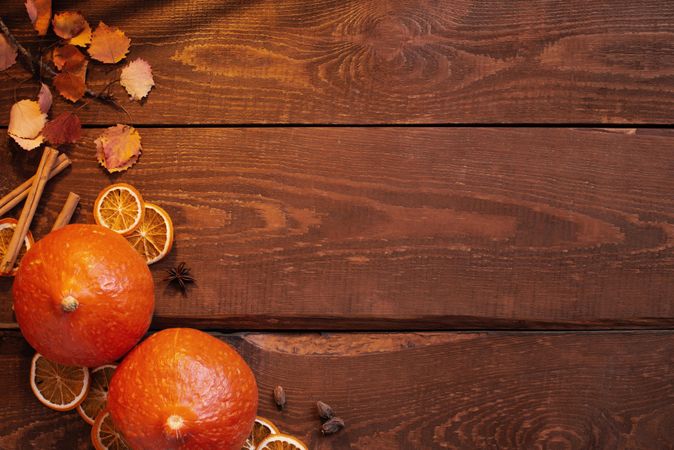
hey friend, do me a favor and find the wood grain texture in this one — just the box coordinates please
[2,0,674,124]
[0,330,673,449]
[1,127,674,329]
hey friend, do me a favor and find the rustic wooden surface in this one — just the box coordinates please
[2,0,674,124]
[2,1,674,448]
[1,330,673,450]
[3,127,674,329]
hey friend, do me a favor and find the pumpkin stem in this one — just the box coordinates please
[61,295,79,313]
[163,414,185,440]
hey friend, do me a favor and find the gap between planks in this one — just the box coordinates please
[2,322,674,334]
[0,123,673,129]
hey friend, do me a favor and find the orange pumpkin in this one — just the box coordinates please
[13,224,154,367]
[107,328,258,450]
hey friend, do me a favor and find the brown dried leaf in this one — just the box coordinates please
[43,112,81,145]
[52,11,86,40]
[52,46,88,103]
[25,0,51,36]
[95,124,142,173]
[88,22,130,64]
[37,83,52,113]
[69,21,92,47]
[120,58,155,101]
[53,44,86,71]
[0,34,17,71]
[53,61,87,102]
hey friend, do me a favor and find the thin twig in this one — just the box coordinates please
[0,16,123,107]
[0,16,37,74]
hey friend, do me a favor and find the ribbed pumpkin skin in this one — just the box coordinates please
[12,224,154,367]
[108,328,258,450]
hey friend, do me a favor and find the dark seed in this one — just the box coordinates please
[316,400,335,421]
[273,385,286,410]
[321,417,345,435]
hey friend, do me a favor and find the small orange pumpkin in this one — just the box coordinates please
[108,328,258,449]
[13,224,154,367]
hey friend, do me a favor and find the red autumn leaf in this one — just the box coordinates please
[0,34,17,71]
[43,112,81,145]
[25,0,51,36]
[53,44,86,71]
[88,22,130,64]
[95,124,142,173]
[52,11,86,40]
[53,61,87,102]
[37,83,52,113]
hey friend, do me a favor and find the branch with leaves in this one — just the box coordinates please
[1,17,114,104]
[0,6,154,173]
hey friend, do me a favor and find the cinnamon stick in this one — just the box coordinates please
[0,153,71,217]
[51,192,80,231]
[0,147,58,274]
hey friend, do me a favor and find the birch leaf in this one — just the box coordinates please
[88,22,130,63]
[95,124,142,173]
[120,58,154,101]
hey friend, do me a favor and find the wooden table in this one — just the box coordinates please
[1,1,673,448]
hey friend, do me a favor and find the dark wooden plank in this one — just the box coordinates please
[2,128,674,329]
[1,330,672,449]
[2,0,674,124]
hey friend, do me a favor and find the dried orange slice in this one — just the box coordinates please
[257,434,308,450]
[93,183,144,235]
[0,217,34,276]
[91,410,131,450]
[78,364,117,425]
[125,202,173,265]
[30,353,90,411]
[242,417,279,450]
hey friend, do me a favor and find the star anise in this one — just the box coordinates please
[165,262,195,293]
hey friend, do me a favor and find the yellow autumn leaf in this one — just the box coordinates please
[8,100,46,139]
[7,100,47,151]
[69,21,92,47]
[95,124,142,173]
[88,22,130,63]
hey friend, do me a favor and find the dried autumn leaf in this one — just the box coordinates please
[8,100,46,139]
[95,125,142,173]
[53,44,86,71]
[120,58,155,101]
[12,135,44,151]
[43,112,81,145]
[0,34,17,71]
[38,83,52,113]
[52,45,88,102]
[54,64,87,102]
[8,100,47,151]
[25,0,51,36]
[69,21,92,47]
[53,11,86,40]
[88,22,130,64]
